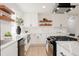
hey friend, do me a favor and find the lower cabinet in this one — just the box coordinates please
[1,42,18,56]
[57,43,72,56]
[24,34,31,52]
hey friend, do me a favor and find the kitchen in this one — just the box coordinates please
[0,3,79,56]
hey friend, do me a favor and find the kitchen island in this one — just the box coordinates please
[47,36,79,56]
[56,41,79,56]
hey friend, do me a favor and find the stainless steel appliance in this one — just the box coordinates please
[18,38,25,56]
[47,40,56,56]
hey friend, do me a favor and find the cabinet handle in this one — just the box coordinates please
[60,52,66,56]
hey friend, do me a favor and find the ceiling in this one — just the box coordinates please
[5,3,56,13]
[4,3,79,14]
[16,3,56,13]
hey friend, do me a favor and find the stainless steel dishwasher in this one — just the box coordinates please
[18,38,25,56]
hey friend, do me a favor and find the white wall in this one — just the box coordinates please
[23,12,79,44]
[23,12,38,27]
[67,16,77,34]
[37,13,69,35]
[38,13,79,33]
[38,13,68,27]
[23,13,69,34]
[75,16,79,36]
[38,13,79,35]
[23,13,69,44]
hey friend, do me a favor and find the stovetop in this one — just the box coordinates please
[47,36,77,41]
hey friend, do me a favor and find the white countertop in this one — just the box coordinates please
[56,41,79,56]
[1,40,17,50]
[1,33,30,49]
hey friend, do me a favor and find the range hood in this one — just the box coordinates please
[54,3,76,14]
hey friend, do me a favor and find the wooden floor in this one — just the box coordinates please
[25,44,47,56]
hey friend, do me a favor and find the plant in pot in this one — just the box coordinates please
[16,17,24,26]
[4,32,12,40]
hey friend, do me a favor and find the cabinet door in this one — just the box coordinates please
[1,42,18,56]
[57,44,72,56]
[24,34,30,52]
[41,34,47,44]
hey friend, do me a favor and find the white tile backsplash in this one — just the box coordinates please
[25,26,68,34]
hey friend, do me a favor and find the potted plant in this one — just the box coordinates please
[16,17,24,26]
[4,32,12,40]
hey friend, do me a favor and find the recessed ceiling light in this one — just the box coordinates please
[42,5,46,8]
[57,8,59,10]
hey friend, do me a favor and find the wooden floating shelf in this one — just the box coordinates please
[39,20,52,26]
[0,5,15,15]
[39,20,52,22]
[0,9,10,17]
[0,16,15,22]
[39,24,52,26]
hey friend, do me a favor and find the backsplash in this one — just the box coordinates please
[24,26,68,34]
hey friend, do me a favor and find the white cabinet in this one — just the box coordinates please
[30,34,41,44]
[24,34,31,52]
[41,34,47,44]
[57,44,72,56]
[1,42,18,56]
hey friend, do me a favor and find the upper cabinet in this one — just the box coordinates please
[0,4,15,22]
